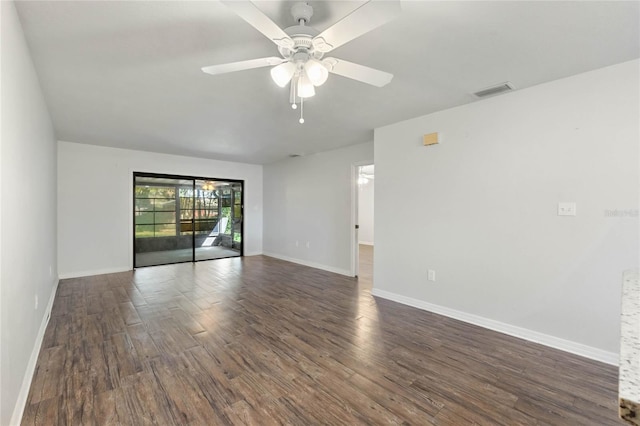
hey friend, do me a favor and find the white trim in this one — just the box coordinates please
[263,252,352,277]
[59,266,131,279]
[10,279,59,426]
[358,241,374,246]
[351,161,373,278]
[350,164,358,277]
[243,251,263,257]
[371,288,618,366]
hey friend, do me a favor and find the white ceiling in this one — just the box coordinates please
[14,1,640,164]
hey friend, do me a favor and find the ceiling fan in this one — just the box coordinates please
[201,1,401,123]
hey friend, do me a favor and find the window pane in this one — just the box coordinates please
[135,198,152,210]
[155,212,175,224]
[179,220,193,233]
[202,210,216,219]
[135,212,154,225]
[194,219,216,233]
[195,209,209,218]
[180,195,193,217]
[135,225,154,238]
[154,224,175,237]
[153,199,175,212]
[148,187,175,198]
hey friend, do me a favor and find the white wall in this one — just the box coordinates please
[1,2,58,424]
[263,142,373,275]
[58,142,263,277]
[358,177,374,245]
[374,60,639,361]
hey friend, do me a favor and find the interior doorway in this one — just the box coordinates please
[356,164,374,287]
[133,172,243,268]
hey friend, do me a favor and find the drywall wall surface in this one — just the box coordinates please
[358,177,374,245]
[263,142,374,274]
[58,142,263,277]
[1,2,58,423]
[374,59,639,354]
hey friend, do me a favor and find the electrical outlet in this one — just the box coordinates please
[428,269,436,281]
[35,294,39,310]
[558,202,577,216]
[49,265,53,277]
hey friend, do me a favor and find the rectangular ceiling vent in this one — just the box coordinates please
[473,82,515,98]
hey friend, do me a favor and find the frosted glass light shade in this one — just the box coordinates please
[270,62,296,87]
[304,59,329,86]
[297,72,315,98]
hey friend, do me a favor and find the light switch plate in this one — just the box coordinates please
[558,202,577,216]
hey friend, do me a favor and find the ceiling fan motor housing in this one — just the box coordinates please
[291,2,313,24]
[279,25,323,60]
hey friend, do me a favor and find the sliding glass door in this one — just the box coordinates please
[133,173,243,268]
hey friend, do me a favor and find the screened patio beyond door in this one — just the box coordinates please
[133,173,243,267]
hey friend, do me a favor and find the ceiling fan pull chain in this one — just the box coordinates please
[299,97,305,124]
[290,78,298,110]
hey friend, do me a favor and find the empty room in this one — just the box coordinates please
[1,0,639,424]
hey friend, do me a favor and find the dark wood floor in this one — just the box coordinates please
[22,254,622,425]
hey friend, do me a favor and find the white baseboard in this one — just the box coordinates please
[58,266,131,279]
[10,278,59,425]
[243,251,263,257]
[358,241,374,246]
[262,252,352,277]
[371,288,618,366]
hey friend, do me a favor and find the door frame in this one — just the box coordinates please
[132,171,244,268]
[350,161,373,277]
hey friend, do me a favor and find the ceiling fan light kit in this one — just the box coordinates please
[296,72,315,98]
[270,61,296,88]
[304,59,329,86]
[202,1,400,123]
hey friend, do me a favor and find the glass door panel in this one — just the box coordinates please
[134,173,243,267]
[195,180,243,261]
[134,175,195,267]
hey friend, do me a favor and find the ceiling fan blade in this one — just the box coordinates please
[221,1,294,49]
[312,0,401,53]
[323,58,393,87]
[201,57,284,76]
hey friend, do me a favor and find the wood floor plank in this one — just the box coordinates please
[126,323,161,362]
[27,346,66,404]
[93,387,132,425]
[60,372,94,425]
[119,372,177,425]
[118,301,142,326]
[31,396,64,426]
[103,333,144,385]
[21,251,624,425]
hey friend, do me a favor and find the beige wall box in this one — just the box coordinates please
[423,132,439,146]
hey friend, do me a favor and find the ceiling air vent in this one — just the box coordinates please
[473,82,515,98]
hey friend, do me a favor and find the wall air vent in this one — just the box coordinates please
[473,82,515,98]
